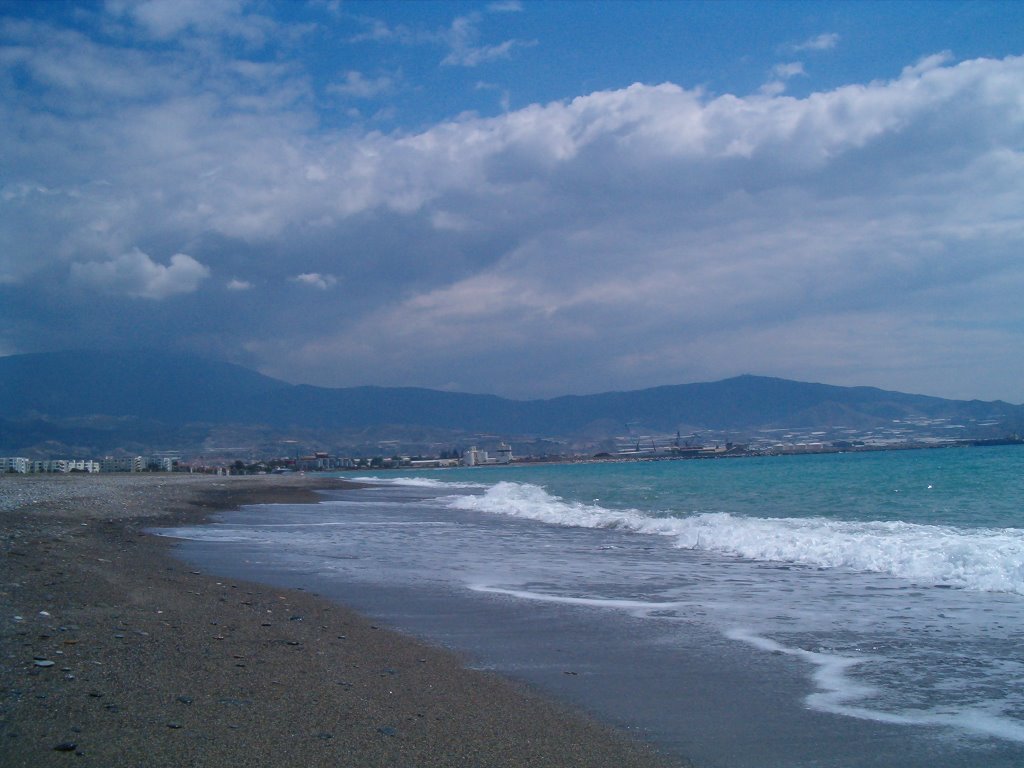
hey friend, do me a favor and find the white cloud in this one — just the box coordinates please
[441,12,536,67]
[71,249,210,299]
[327,70,395,99]
[226,278,253,291]
[794,33,839,52]
[107,0,273,46]
[291,272,338,289]
[4,6,1024,400]
[773,61,806,79]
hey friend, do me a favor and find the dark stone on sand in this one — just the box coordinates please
[176,696,193,704]
[53,741,77,751]
[377,726,398,737]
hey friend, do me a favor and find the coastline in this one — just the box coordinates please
[0,473,684,767]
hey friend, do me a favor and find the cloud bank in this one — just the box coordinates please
[1,6,1023,402]
[71,250,210,300]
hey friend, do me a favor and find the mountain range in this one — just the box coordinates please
[1,350,1022,458]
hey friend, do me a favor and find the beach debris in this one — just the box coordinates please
[52,741,77,752]
[39,610,52,617]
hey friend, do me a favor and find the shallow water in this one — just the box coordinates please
[159,446,1024,767]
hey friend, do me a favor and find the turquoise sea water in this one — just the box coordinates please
[163,445,1024,767]
[384,445,1024,528]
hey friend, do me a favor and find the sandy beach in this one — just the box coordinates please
[0,473,685,767]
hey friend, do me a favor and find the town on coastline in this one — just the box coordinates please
[0,443,514,475]
[3,425,1020,476]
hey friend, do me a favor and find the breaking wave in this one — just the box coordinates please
[444,481,1024,595]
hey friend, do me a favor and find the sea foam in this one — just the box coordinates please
[438,480,1024,595]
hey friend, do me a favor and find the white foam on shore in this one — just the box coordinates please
[445,481,1024,595]
[727,628,1024,743]
[354,476,485,489]
[470,584,687,616]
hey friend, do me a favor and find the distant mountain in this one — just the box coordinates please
[1,350,1022,456]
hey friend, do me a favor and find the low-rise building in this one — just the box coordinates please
[1,457,31,473]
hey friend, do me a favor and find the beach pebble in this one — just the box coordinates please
[52,741,77,751]
[33,660,55,667]
[167,722,182,729]
[377,726,398,737]
[176,696,194,705]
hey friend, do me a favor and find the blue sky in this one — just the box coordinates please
[2,1,1023,401]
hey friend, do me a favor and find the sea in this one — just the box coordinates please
[159,445,1024,768]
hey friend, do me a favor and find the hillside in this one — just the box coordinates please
[1,350,1022,457]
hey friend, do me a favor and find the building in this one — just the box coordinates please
[462,446,486,466]
[462,443,513,466]
[1,457,31,473]
[495,442,513,464]
[101,457,137,473]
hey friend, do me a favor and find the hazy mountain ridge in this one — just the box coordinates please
[1,351,1021,457]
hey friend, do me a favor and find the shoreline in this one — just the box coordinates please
[0,473,685,767]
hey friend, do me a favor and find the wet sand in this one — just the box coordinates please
[0,473,685,767]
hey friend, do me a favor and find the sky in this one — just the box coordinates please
[2,1,1023,403]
